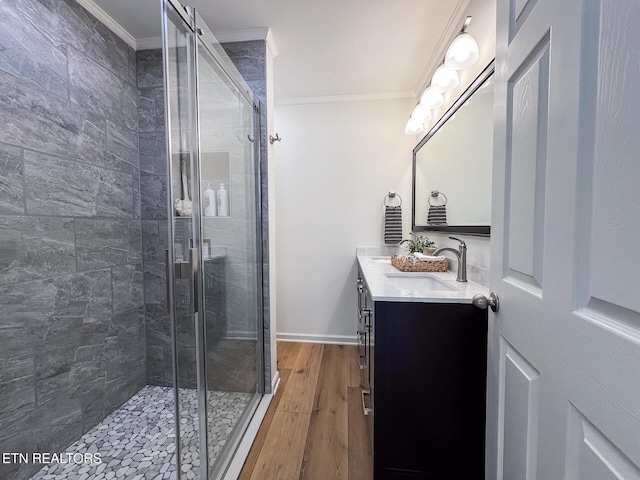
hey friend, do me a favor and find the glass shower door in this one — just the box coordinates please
[193,12,264,479]
[162,3,206,479]
[162,1,264,478]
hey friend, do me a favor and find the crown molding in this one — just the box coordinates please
[265,29,279,58]
[136,37,163,50]
[276,91,415,106]
[75,0,136,49]
[413,0,472,98]
[76,1,279,55]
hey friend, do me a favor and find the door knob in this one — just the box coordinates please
[472,292,499,312]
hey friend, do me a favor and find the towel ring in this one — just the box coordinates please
[428,190,447,206]
[384,191,402,207]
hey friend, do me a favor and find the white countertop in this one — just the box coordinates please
[357,250,489,303]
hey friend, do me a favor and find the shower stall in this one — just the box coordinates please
[162,0,266,478]
[0,0,269,478]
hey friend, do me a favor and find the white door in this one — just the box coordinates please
[487,0,640,479]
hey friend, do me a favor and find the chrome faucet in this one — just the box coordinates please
[434,237,467,282]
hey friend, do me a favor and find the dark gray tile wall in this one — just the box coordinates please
[136,49,173,387]
[0,1,144,478]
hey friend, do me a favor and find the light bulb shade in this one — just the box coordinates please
[431,65,459,93]
[419,86,444,109]
[444,33,480,70]
[410,104,432,124]
[405,117,425,135]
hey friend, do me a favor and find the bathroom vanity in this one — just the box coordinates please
[356,248,489,480]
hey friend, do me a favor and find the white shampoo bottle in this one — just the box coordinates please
[217,183,229,217]
[204,182,216,217]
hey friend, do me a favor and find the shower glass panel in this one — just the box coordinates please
[194,11,263,478]
[162,4,204,479]
[162,1,264,478]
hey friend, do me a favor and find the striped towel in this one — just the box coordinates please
[384,206,402,244]
[427,205,447,225]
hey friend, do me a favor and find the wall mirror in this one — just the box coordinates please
[412,62,494,236]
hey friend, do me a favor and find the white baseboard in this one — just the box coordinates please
[277,332,358,345]
[271,370,281,394]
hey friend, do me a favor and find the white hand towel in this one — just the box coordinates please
[413,253,446,262]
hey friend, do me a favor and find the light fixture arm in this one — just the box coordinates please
[461,16,472,34]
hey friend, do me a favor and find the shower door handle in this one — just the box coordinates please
[189,248,198,314]
[165,250,171,314]
[172,248,199,314]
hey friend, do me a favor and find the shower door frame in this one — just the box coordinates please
[193,9,265,479]
[161,0,266,477]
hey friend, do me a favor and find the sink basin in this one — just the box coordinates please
[370,256,391,264]
[385,273,458,292]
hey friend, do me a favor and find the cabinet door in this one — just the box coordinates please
[374,302,487,479]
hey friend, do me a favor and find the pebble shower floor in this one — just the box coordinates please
[30,386,252,480]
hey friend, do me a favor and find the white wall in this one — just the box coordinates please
[274,98,416,342]
[265,39,278,388]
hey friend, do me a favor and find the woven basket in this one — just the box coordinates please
[391,255,448,273]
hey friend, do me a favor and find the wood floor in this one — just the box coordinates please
[238,342,373,480]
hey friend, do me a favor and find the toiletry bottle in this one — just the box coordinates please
[217,183,229,217]
[204,182,216,217]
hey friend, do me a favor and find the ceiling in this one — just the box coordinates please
[92,0,468,100]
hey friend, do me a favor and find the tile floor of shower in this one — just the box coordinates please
[30,386,252,480]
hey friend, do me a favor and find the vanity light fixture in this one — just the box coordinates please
[406,103,432,134]
[404,16,479,135]
[431,64,460,93]
[405,117,425,135]
[420,86,444,110]
[411,103,432,124]
[445,33,480,70]
[444,17,479,70]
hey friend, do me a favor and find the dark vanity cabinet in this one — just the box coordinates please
[358,271,488,479]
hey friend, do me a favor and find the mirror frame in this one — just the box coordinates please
[411,60,495,237]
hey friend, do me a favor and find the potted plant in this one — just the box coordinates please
[400,233,436,255]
